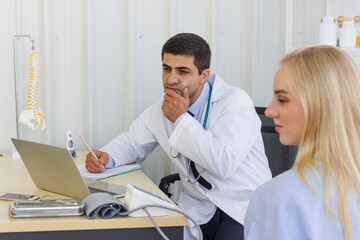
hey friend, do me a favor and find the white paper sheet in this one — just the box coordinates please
[77,163,141,180]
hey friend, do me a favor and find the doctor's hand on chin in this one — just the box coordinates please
[85,150,109,173]
[162,87,190,122]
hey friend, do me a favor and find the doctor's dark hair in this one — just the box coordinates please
[161,33,211,75]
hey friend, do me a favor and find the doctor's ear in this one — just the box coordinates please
[200,69,210,84]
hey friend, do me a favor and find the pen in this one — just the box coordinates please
[77,132,105,171]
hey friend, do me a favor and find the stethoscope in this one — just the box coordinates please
[170,82,213,184]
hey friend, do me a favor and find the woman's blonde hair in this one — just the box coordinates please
[281,45,360,240]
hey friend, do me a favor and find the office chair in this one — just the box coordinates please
[159,106,297,199]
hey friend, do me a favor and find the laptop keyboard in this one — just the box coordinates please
[87,187,118,196]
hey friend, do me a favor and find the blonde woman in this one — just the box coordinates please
[244,46,360,240]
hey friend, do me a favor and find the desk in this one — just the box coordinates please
[0,152,187,240]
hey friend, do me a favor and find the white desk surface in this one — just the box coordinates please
[0,152,187,233]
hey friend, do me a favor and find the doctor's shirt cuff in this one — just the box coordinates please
[105,156,115,169]
[174,112,190,128]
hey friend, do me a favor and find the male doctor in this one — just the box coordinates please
[85,33,271,240]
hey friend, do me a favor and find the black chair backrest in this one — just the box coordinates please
[255,107,297,177]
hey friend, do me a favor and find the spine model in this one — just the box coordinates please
[19,51,46,131]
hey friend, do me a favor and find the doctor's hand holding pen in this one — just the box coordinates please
[77,132,108,173]
[85,150,109,173]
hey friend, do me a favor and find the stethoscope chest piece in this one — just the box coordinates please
[170,147,179,158]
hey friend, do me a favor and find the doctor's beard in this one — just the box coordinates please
[164,85,183,96]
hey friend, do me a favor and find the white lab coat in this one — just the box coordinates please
[101,74,272,240]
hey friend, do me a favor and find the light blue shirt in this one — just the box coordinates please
[244,167,360,240]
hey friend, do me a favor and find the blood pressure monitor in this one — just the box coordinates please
[124,183,175,217]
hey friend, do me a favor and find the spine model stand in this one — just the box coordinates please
[18,43,46,131]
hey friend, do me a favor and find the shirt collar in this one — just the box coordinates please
[188,81,209,116]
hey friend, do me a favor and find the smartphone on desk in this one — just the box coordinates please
[0,193,38,201]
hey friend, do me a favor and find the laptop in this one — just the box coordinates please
[11,138,127,199]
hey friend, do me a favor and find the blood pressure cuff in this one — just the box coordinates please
[83,193,128,219]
